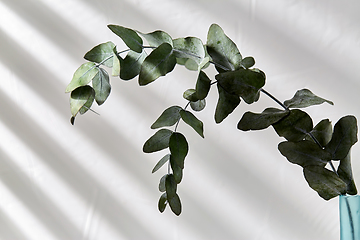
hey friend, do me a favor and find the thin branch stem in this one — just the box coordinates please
[260,88,288,110]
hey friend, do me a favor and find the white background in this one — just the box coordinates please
[0,0,360,239]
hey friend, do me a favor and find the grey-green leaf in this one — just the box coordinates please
[337,150,357,195]
[325,115,358,160]
[158,193,167,213]
[206,24,242,71]
[169,132,188,169]
[92,68,111,105]
[272,109,313,142]
[238,108,289,131]
[66,62,99,93]
[139,43,176,85]
[108,25,143,53]
[120,50,147,80]
[70,85,95,116]
[170,155,183,184]
[303,166,347,200]
[183,89,198,102]
[215,68,265,104]
[195,71,211,100]
[278,140,331,168]
[84,41,115,68]
[284,89,334,109]
[139,30,173,47]
[151,106,182,129]
[306,119,333,147]
[168,193,182,216]
[143,129,173,153]
[180,110,204,138]
[152,154,171,173]
[190,99,206,112]
[112,46,121,76]
[215,84,241,123]
[173,37,206,70]
[165,174,177,198]
[241,56,255,69]
[159,175,167,192]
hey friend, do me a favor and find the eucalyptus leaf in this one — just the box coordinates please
[92,68,111,105]
[170,155,183,184]
[139,43,176,85]
[159,175,167,192]
[325,115,358,160]
[120,50,147,80]
[143,129,173,153]
[66,62,99,93]
[183,89,198,102]
[112,46,121,76]
[195,71,211,100]
[139,30,173,47]
[190,99,206,112]
[238,108,289,131]
[278,140,331,168]
[241,56,255,69]
[173,37,206,70]
[215,83,241,123]
[151,106,182,129]
[180,110,204,138]
[84,41,115,68]
[305,119,333,147]
[337,150,357,195]
[206,23,242,71]
[168,194,182,216]
[152,154,171,173]
[272,109,313,142]
[70,85,95,116]
[108,25,143,53]
[284,89,334,109]
[158,193,167,213]
[215,68,265,104]
[303,166,347,200]
[165,174,177,198]
[169,132,188,169]
[184,59,200,71]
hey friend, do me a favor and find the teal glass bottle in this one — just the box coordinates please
[339,195,360,240]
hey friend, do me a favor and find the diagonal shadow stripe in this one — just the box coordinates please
[0,93,160,239]
[0,207,29,240]
[0,148,82,239]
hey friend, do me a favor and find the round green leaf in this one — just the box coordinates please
[70,85,95,116]
[158,193,168,213]
[168,193,182,216]
[272,109,313,142]
[180,110,204,138]
[139,30,173,47]
[284,89,334,109]
[306,119,333,147]
[159,174,167,192]
[139,43,176,85]
[151,106,182,129]
[215,84,241,123]
[165,174,177,198]
[107,25,143,53]
[92,68,111,105]
[206,24,242,71]
[143,129,173,153]
[183,89,198,102]
[325,115,358,160]
[169,132,188,169]
[190,99,206,112]
[84,41,115,68]
[278,140,331,168]
[303,166,347,200]
[337,150,357,195]
[195,71,211,100]
[241,56,255,69]
[238,108,289,131]
[66,62,99,93]
[120,50,147,80]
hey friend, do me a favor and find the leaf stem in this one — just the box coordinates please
[174,102,191,132]
[260,88,289,111]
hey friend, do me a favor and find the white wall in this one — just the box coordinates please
[0,0,359,239]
